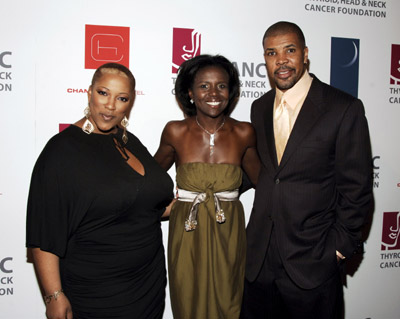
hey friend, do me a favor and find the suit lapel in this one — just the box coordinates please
[259,92,278,171]
[277,77,326,173]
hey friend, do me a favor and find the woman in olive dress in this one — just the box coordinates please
[155,55,260,319]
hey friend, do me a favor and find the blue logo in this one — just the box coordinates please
[330,37,360,98]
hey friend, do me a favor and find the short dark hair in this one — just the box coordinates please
[91,63,136,95]
[262,21,306,49]
[175,55,240,116]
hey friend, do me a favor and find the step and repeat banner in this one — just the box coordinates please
[1,0,399,318]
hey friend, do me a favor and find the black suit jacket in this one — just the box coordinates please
[246,75,373,289]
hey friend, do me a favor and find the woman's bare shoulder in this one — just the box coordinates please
[228,117,255,135]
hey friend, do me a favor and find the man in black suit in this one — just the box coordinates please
[241,21,373,319]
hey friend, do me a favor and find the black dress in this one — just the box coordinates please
[26,125,174,319]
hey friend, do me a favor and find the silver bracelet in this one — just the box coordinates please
[43,289,64,304]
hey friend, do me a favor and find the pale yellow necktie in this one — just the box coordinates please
[274,99,290,164]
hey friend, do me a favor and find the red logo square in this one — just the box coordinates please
[381,212,400,250]
[390,44,400,85]
[172,28,201,73]
[59,124,71,132]
[85,25,130,70]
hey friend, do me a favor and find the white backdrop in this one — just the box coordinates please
[1,0,399,318]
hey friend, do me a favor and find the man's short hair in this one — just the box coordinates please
[262,21,306,49]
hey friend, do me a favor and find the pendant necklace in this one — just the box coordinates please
[195,116,225,156]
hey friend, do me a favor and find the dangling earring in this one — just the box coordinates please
[121,116,129,144]
[82,106,94,134]
[190,99,194,104]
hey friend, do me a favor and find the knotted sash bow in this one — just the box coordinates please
[177,188,239,232]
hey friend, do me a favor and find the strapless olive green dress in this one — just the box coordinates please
[168,162,246,319]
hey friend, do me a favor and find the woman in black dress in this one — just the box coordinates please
[26,63,174,319]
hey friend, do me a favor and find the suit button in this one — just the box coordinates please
[275,179,280,184]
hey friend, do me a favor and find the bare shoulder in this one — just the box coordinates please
[164,119,187,130]
[229,118,256,137]
[163,119,190,136]
[226,117,256,149]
